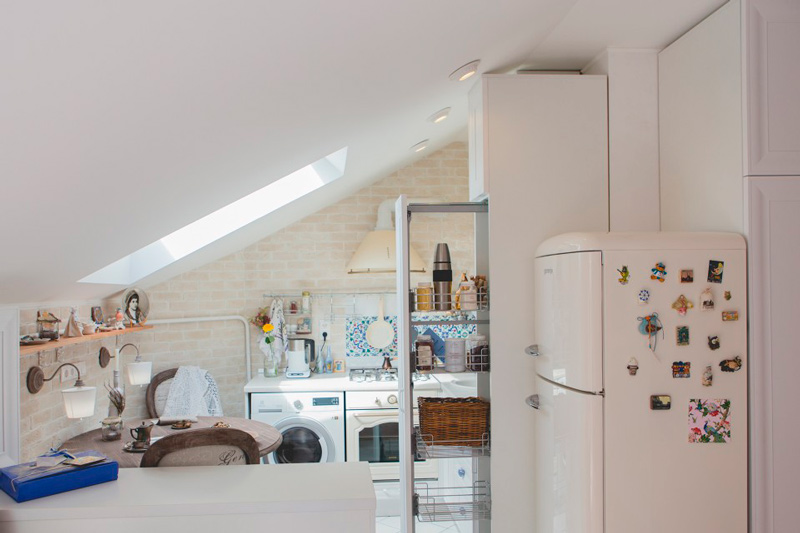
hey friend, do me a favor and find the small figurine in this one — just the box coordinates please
[617,266,630,285]
[702,365,713,387]
[701,288,715,311]
[719,355,743,373]
[650,262,667,283]
[114,308,126,330]
[671,294,694,316]
[627,357,639,376]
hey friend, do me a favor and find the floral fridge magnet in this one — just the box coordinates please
[650,262,667,283]
[638,289,650,305]
[688,399,731,443]
[707,260,724,283]
[671,294,694,315]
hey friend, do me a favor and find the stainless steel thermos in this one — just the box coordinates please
[433,243,452,310]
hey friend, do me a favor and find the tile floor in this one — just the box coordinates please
[376,516,461,533]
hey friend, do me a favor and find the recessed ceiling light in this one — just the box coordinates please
[410,140,429,153]
[449,60,480,82]
[427,108,451,124]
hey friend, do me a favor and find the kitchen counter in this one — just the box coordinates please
[243,371,442,393]
[0,462,376,533]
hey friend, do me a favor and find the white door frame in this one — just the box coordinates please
[0,307,20,466]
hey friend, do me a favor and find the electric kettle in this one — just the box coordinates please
[285,338,315,379]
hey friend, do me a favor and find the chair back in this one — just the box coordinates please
[145,368,177,418]
[140,428,261,467]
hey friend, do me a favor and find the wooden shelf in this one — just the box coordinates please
[20,325,154,355]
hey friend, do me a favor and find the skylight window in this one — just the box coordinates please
[80,147,348,285]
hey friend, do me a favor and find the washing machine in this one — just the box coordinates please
[249,391,345,464]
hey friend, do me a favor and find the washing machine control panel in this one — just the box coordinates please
[313,396,340,406]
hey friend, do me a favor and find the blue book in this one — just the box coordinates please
[0,450,118,502]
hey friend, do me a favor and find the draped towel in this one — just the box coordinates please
[160,366,223,422]
[269,298,289,363]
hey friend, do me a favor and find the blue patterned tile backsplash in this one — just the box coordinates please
[345,315,476,359]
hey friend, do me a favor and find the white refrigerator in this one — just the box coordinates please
[530,232,747,533]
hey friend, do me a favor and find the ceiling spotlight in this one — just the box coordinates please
[449,60,480,82]
[427,108,451,124]
[410,140,429,153]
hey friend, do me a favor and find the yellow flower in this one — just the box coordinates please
[262,323,274,333]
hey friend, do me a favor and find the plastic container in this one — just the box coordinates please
[444,338,467,372]
[466,334,490,372]
[415,334,435,372]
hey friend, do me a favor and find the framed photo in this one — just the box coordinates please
[680,269,694,283]
[91,306,104,324]
[296,317,312,334]
[122,287,150,325]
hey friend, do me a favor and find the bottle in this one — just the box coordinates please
[415,334,435,372]
[433,243,452,311]
[301,291,311,314]
[325,346,333,373]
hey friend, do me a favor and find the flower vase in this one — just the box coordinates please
[259,336,279,377]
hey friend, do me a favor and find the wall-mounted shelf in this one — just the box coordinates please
[20,325,154,355]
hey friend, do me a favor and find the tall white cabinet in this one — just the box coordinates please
[659,1,800,531]
[468,74,609,530]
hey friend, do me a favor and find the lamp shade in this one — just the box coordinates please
[62,386,96,419]
[347,230,426,273]
[126,361,152,386]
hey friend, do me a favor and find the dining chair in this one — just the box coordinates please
[145,368,177,418]
[140,428,261,467]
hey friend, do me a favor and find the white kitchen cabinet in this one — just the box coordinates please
[744,0,800,176]
[746,175,800,533]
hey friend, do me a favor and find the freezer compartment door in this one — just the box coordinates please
[534,251,603,392]
[534,376,603,533]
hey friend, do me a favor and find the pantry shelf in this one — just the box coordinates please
[414,481,492,522]
[414,428,491,459]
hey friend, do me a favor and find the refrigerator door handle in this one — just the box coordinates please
[526,394,540,409]
[524,344,540,357]
[537,373,605,397]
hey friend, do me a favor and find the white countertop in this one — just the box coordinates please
[0,462,375,522]
[244,372,442,393]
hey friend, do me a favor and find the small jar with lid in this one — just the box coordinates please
[458,280,478,311]
[301,291,311,314]
[416,282,433,311]
[415,334,435,373]
[466,334,490,372]
[444,338,467,372]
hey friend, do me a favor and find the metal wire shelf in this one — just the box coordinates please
[414,481,491,522]
[414,427,491,459]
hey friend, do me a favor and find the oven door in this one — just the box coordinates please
[346,409,438,480]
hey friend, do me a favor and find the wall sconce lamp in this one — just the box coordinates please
[26,363,96,419]
[99,343,152,386]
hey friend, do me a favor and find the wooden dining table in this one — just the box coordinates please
[60,416,282,468]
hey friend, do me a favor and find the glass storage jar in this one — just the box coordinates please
[101,417,123,441]
[466,334,490,372]
[415,334,435,372]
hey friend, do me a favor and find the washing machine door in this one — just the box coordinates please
[270,416,336,463]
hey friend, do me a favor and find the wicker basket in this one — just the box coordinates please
[417,397,490,447]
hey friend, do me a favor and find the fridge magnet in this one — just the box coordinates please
[707,260,724,283]
[650,262,667,283]
[680,269,694,283]
[627,357,639,376]
[672,361,691,378]
[638,313,663,351]
[700,288,715,311]
[688,399,731,443]
[719,355,743,373]
[671,295,694,316]
[676,326,690,346]
[702,365,713,387]
[637,289,650,305]
[721,310,739,322]
[650,395,671,410]
[724,290,732,301]
[617,266,630,285]
[707,335,721,350]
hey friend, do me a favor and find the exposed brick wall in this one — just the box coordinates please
[18,141,472,460]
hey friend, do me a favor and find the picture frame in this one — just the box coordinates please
[91,306,104,324]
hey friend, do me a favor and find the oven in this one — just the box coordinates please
[345,389,438,480]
